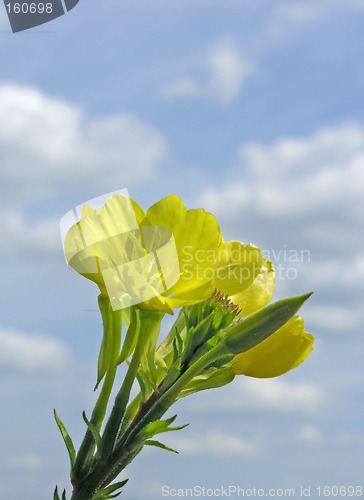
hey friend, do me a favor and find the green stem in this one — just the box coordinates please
[100,309,141,456]
[70,340,228,499]
[72,301,122,483]
[123,341,228,447]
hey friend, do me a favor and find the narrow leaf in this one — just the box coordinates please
[82,411,102,451]
[62,490,67,500]
[135,369,153,402]
[92,479,129,499]
[53,410,76,469]
[143,415,177,436]
[145,439,179,454]
[140,415,188,441]
[54,486,60,500]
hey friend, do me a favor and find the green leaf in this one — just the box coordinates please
[62,490,67,500]
[144,439,178,454]
[143,414,176,435]
[82,411,102,452]
[139,415,188,441]
[224,293,313,355]
[179,366,235,398]
[54,486,60,500]
[92,479,128,499]
[53,410,76,469]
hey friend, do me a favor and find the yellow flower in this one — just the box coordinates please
[64,192,314,379]
[64,194,269,314]
[233,315,314,378]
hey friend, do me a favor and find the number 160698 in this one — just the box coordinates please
[6,2,53,14]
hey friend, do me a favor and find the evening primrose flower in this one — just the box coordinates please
[64,194,269,313]
[233,314,314,378]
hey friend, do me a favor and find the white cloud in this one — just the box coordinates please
[274,2,324,24]
[296,425,322,444]
[0,327,69,372]
[270,1,364,38]
[200,122,364,218]
[5,453,52,471]
[0,5,9,27]
[0,210,60,257]
[185,377,322,414]
[162,40,255,104]
[0,84,169,205]
[168,430,257,456]
[304,304,361,332]
[235,378,322,413]
[196,123,364,297]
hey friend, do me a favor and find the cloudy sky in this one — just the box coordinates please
[1,1,364,499]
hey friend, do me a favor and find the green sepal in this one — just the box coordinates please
[82,411,102,454]
[53,409,76,469]
[224,292,313,355]
[138,310,164,392]
[96,295,113,390]
[187,302,206,328]
[190,312,214,344]
[156,309,187,361]
[117,307,140,364]
[180,313,214,367]
[144,439,178,454]
[174,325,184,355]
[92,479,128,499]
[159,334,182,392]
[159,355,181,393]
[95,295,122,390]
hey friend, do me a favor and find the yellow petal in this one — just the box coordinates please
[64,193,271,314]
[64,194,223,311]
[65,194,146,267]
[64,194,151,300]
[233,315,314,378]
[230,258,275,316]
[213,241,264,297]
[144,195,223,302]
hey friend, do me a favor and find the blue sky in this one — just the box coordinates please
[1,1,364,499]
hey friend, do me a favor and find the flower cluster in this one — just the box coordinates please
[57,193,314,500]
[65,194,314,379]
